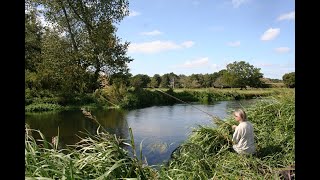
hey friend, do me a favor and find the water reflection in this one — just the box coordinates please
[91,109,129,139]
[25,99,258,165]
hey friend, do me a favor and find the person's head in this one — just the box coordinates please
[233,109,247,122]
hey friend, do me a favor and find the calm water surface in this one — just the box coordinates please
[25,99,257,166]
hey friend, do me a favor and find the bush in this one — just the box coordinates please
[25,103,62,112]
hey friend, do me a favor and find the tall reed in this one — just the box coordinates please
[158,89,294,179]
[25,124,158,179]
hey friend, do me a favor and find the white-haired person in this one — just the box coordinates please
[231,109,256,155]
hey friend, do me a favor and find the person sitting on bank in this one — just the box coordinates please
[231,109,256,155]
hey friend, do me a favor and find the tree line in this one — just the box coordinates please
[127,65,294,89]
[25,0,294,102]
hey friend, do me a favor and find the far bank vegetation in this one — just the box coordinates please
[25,0,295,112]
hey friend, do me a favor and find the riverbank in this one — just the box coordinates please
[25,87,290,112]
[25,89,294,179]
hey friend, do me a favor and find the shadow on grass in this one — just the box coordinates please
[256,144,283,158]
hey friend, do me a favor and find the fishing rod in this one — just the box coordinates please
[81,107,108,133]
[154,89,230,126]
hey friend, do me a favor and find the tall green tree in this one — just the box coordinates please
[25,1,44,91]
[130,74,150,89]
[25,3,43,73]
[31,0,133,91]
[189,74,201,88]
[213,70,233,88]
[202,74,213,88]
[226,61,264,89]
[39,30,90,93]
[160,74,170,88]
[282,72,295,88]
[178,74,191,88]
[150,74,161,88]
[168,72,179,89]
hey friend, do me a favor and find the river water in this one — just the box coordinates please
[25,99,257,166]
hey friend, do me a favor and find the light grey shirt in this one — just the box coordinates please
[232,121,256,155]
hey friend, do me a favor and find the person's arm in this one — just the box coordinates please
[232,126,242,144]
[232,125,237,130]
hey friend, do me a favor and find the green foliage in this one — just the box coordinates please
[159,90,295,179]
[25,90,294,179]
[160,74,170,88]
[40,30,91,94]
[25,103,62,112]
[25,88,59,105]
[150,74,161,88]
[267,83,286,88]
[129,74,151,88]
[119,88,177,109]
[26,0,132,95]
[109,73,132,87]
[25,2,43,73]
[174,91,198,102]
[282,72,295,88]
[226,61,265,88]
[98,83,128,107]
[186,90,231,102]
[25,127,158,179]
[120,92,140,109]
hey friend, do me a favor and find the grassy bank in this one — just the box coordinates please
[25,89,294,179]
[25,87,292,112]
[157,89,295,179]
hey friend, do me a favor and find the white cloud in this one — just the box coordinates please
[180,57,209,68]
[227,41,241,47]
[211,64,223,72]
[277,11,295,21]
[128,40,194,54]
[170,58,227,72]
[260,28,280,41]
[129,10,141,17]
[140,30,163,36]
[181,41,195,48]
[275,47,290,53]
[232,0,249,8]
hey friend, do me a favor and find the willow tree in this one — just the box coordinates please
[31,0,133,91]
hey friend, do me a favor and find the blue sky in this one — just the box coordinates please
[115,0,295,79]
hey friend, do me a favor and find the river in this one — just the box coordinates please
[25,99,257,166]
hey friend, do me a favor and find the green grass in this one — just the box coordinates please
[25,128,158,179]
[25,103,63,112]
[157,89,295,179]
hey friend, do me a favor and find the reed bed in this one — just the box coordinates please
[25,127,158,179]
[158,89,295,179]
[25,89,294,179]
